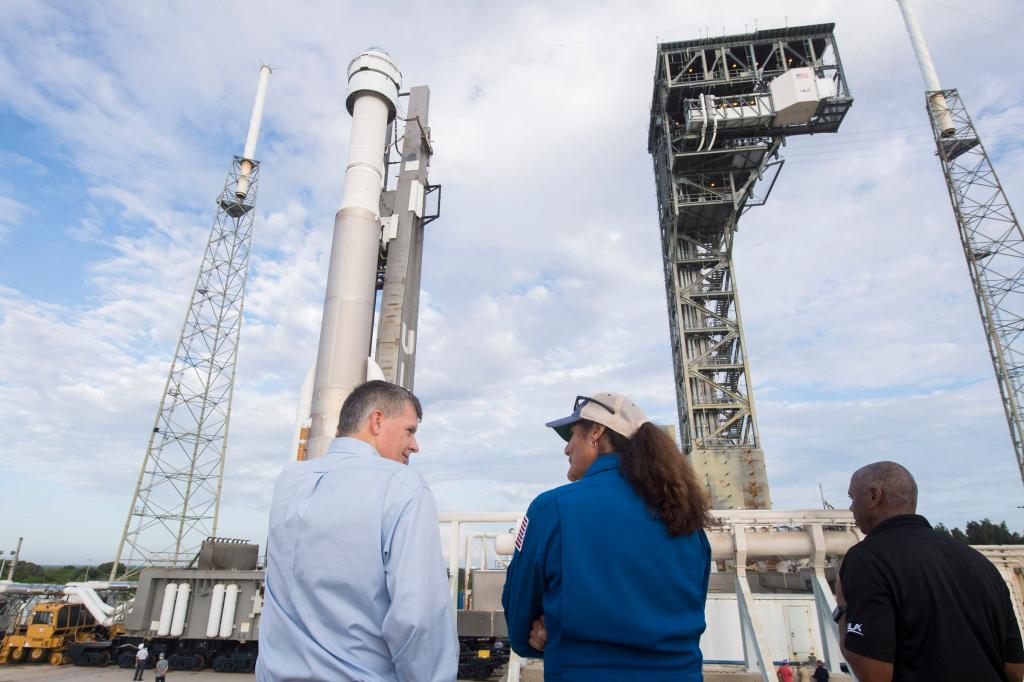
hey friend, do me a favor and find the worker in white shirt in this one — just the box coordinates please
[132,642,148,681]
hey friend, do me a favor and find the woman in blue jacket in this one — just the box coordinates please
[502,392,712,681]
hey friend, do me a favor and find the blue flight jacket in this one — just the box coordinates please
[501,453,710,681]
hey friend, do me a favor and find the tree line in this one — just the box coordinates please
[4,561,119,584]
[933,519,1023,545]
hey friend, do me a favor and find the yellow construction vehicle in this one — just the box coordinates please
[0,601,104,665]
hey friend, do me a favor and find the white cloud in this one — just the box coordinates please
[1,0,1023,563]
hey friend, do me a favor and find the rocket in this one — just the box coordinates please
[304,49,402,461]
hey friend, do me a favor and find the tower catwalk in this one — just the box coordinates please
[110,66,271,579]
[897,0,1024,486]
[648,25,852,508]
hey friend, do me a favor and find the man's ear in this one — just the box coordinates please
[367,409,385,435]
[867,486,883,508]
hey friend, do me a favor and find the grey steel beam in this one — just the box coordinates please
[375,86,435,389]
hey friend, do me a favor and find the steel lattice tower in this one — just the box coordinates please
[111,67,271,578]
[897,0,1024,486]
[649,25,852,508]
[928,91,1024,486]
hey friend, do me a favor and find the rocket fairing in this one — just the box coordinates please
[305,49,402,461]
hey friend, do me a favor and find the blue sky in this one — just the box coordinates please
[1,0,1023,564]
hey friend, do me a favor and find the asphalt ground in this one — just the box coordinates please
[0,665,507,682]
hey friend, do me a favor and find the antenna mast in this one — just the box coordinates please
[110,66,271,579]
[897,0,1024,487]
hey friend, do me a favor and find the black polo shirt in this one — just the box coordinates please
[840,514,1024,681]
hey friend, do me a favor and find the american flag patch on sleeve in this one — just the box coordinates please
[515,516,529,552]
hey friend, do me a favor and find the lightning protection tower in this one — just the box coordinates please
[110,66,272,579]
[897,0,1024,487]
[649,25,853,508]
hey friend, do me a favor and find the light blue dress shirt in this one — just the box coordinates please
[257,437,458,682]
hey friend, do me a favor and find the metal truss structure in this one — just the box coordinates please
[110,157,259,578]
[927,89,1024,486]
[375,86,440,390]
[648,25,853,508]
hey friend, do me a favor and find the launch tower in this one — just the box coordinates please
[897,0,1024,487]
[648,25,852,508]
[110,67,271,578]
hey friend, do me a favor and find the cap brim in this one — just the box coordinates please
[544,413,580,442]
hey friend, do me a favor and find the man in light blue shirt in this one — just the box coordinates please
[257,380,458,682]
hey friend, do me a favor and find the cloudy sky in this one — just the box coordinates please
[1,0,1022,565]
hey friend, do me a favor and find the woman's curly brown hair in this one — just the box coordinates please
[580,419,711,535]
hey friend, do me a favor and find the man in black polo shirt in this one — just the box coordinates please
[835,461,1024,682]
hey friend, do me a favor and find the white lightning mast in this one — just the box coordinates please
[111,66,272,579]
[897,0,1024,487]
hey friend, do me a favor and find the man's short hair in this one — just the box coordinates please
[337,380,422,436]
[851,460,918,510]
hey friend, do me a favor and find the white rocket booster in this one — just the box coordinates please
[305,49,402,461]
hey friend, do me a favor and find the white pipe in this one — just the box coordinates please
[462,533,498,605]
[696,93,708,151]
[219,584,239,638]
[62,586,116,626]
[65,581,134,591]
[6,537,21,581]
[438,512,522,523]
[157,583,177,636]
[70,585,115,615]
[236,65,272,199]
[895,0,955,136]
[495,533,516,556]
[207,583,226,638]
[306,48,401,461]
[0,583,67,595]
[707,96,719,151]
[707,528,859,560]
[170,583,190,637]
[448,520,460,600]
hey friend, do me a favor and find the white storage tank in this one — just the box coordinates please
[207,584,227,638]
[170,583,190,637]
[156,583,178,637]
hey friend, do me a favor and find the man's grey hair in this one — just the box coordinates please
[337,380,422,436]
[851,461,918,510]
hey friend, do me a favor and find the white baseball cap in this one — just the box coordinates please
[545,393,649,441]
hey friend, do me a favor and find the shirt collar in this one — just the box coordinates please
[324,436,380,460]
[867,513,931,537]
[584,452,621,478]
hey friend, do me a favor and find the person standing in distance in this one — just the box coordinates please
[776,658,794,682]
[154,653,168,682]
[132,642,148,681]
[502,393,712,681]
[257,380,458,682]
[835,461,1024,682]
